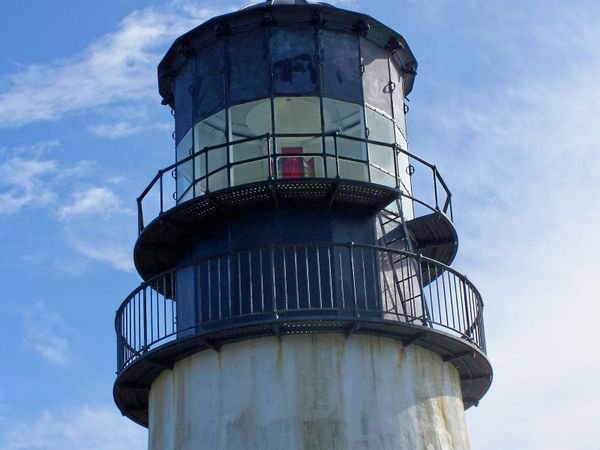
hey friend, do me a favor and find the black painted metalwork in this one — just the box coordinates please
[114,242,490,426]
[136,133,452,235]
[117,242,485,373]
[114,0,492,429]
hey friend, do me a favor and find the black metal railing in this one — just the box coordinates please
[116,243,484,373]
[136,133,453,234]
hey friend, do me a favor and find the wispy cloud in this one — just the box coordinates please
[0,3,217,129]
[0,405,145,450]
[58,186,136,272]
[408,2,600,449]
[88,122,143,139]
[0,143,135,272]
[22,302,72,367]
[58,187,130,219]
[0,157,58,215]
[0,141,96,216]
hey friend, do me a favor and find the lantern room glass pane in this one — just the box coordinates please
[230,99,272,186]
[394,126,412,195]
[176,128,194,202]
[274,97,320,134]
[323,98,366,162]
[194,110,228,192]
[320,30,361,103]
[174,61,193,145]
[274,97,322,179]
[389,59,407,139]
[271,28,318,95]
[361,38,393,116]
[326,157,368,182]
[193,41,226,123]
[366,108,396,186]
[229,29,270,105]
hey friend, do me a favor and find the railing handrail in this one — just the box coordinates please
[116,242,480,316]
[135,133,454,233]
[115,242,485,373]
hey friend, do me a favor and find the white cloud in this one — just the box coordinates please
[0,157,58,215]
[0,3,217,129]
[0,142,135,272]
[0,406,146,450]
[0,142,96,216]
[58,187,130,219]
[58,187,136,272]
[88,121,142,139]
[22,302,72,367]
[407,3,600,449]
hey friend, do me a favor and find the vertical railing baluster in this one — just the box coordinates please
[361,247,368,311]
[349,243,358,318]
[259,250,265,314]
[282,247,289,312]
[218,256,223,320]
[294,246,300,310]
[266,134,273,180]
[192,152,196,198]
[238,252,242,317]
[334,133,340,178]
[208,259,212,321]
[416,253,427,326]
[248,251,253,315]
[305,246,311,309]
[270,245,278,319]
[327,246,334,309]
[226,254,232,319]
[316,246,323,310]
[137,198,144,235]
[432,165,439,210]
[463,277,472,340]
[339,248,345,310]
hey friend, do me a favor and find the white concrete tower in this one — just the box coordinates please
[113,1,492,449]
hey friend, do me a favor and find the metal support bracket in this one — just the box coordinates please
[443,350,476,363]
[345,321,360,339]
[146,358,174,370]
[402,331,429,347]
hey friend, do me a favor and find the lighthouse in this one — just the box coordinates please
[113,1,492,449]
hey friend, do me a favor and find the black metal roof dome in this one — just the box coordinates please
[241,0,333,8]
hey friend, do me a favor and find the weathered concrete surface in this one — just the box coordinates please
[148,334,469,450]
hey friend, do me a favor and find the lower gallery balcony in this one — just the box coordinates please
[114,242,492,426]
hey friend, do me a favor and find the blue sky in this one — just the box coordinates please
[0,1,598,449]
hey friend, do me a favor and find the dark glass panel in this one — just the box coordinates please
[229,29,270,105]
[320,30,361,103]
[174,60,193,144]
[193,41,226,123]
[271,28,318,95]
[360,38,393,116]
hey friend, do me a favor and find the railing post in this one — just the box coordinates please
[348,242,358,318]
[136,198,144,235]
[270,244,279,319]
[393,144,400,189]
[204,146,210,192]
[432,165,439,211]
[192,150,196,198]
[334,132,340,179]
[158,170,164,214]
[142,287,148,353]
[415,252,428,326]
[115,311,122,373]
[462,275,472,341]
[266,133,273,180]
